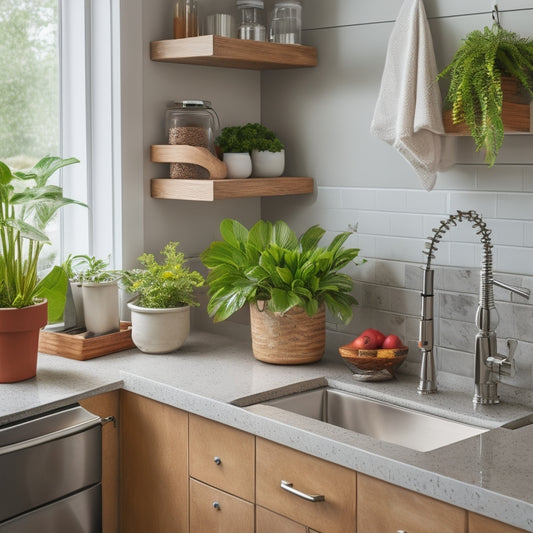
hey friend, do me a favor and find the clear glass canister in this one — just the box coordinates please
[165,100,220,179]
[236,0,266,41]
[270,0,302,45]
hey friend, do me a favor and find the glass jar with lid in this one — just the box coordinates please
[269,0,302,44]
[165,100,220,179]
[236,0,266,41]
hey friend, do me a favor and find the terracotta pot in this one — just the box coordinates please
[0,300,48,383]
[249,301,325,364]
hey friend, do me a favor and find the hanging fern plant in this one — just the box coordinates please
[439,24,533,166]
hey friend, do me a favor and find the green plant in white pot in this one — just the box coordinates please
[241,123,285,177]
[67,255,120,336]
[0,156,84,382]
[201,219,363,364]
[121,242,204,353]
[215,125,253,179]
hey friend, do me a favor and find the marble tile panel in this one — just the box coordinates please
[439,293,477,322]
[375,260,405,287]
[439,318,477,352]
[436,347,475,378]
[389,287,422,316]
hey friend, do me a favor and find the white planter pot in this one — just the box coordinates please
[69,281,85,329]
[251,149,285,177]
[128,303,190,354]
[223,152,252,179]
[82,281,120,336]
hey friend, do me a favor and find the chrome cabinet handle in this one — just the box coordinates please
[213,456,221,465]
[280,480,325,502]
[212,502,220,510]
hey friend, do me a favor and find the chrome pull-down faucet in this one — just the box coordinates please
[417,210,530,404]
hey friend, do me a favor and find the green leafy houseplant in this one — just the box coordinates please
[0,156,83,322]
[121,242,204,309]
[64,254,118,283]
[200,219,363,324]
[439,24,533,166]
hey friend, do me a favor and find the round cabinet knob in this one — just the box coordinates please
[212,502,221,510]
[397,530,408,533]
[213,456,221,465]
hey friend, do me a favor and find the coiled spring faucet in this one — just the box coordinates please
[418,210,530,404]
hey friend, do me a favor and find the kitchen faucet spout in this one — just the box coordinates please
[417,210,530,404]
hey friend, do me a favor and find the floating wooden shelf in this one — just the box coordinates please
[151,177,314,201]
[150,35,318,70]
[151,145,227,179]
[443,101,533,135]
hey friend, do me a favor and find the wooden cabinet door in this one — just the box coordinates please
[357,474,466,533]
[189,414,255,501]
[256,506,307,533]
[80,391,120,533]
[120,391,188,533]
[469,513,529,533]
[190,478,254,533]
[256,438,356,533]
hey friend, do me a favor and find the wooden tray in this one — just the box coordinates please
[39,321,134,360]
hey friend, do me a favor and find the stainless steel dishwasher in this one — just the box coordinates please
[0,404,103,532]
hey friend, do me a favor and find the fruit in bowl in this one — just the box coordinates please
[339,329,408,376]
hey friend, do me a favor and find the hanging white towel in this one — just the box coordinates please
[370,0,454,191]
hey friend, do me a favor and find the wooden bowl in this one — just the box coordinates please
[338,344,408,376]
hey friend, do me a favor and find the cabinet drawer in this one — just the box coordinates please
[469,513,529,533]
[256,438,356,533]
[189,479,254,533]
[189,414,255,501]
[256,506,307,533]
[358,474,466,533]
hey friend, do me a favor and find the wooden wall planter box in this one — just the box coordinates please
[443,101,533,135]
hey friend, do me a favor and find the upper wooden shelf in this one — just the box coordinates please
[151,177,314,202]
[150,35,318,70]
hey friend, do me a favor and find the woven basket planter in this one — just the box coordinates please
[249,301,325,365]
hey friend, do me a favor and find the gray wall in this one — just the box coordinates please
[123,0,533,397]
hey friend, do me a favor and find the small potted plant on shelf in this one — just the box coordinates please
[121,241,204,353]
[201,219,364,365]
[0,155,84,382]
[67,255,121,337]
[241,122,285,177]
[215,125,253,179]
[439,23,533,166]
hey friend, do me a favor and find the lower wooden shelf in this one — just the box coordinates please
[150,177,314,201]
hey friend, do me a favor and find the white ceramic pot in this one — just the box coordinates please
[128,303,190,354]
[223,152,252,179]
[251,149,285,177]
[82,281,120,336]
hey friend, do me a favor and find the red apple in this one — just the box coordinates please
[381,334,404,349]
[348,328,385,350]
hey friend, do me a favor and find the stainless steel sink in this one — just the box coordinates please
[261,387,489,452]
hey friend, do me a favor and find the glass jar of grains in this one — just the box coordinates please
[165,100,220,179]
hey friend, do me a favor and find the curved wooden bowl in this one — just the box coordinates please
[338,344,408,375]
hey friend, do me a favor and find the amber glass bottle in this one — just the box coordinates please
[173,0,198,39]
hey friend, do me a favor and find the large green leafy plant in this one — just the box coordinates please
[0,156,83,321]
[201,219,363,324]
[121,242,204,309]
[439,24,533,166]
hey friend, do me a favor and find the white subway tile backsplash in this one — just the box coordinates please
[375,190,407,211]
[375,235,427,262]
[375,261,405,287]
[405,190,448,214]
[389,213,424,237]
[340,188,377,210]
[497,192,533,220]
[357,211,391,235]
[477,165,523,191]
[314,187,343,208]
[495,246,533,276]
[434,166,476,190]
[525,223,533,246]
[449,192,497,217]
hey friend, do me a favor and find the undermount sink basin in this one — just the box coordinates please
[260,387,489,452]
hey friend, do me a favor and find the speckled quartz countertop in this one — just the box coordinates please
[1,330,533,531]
